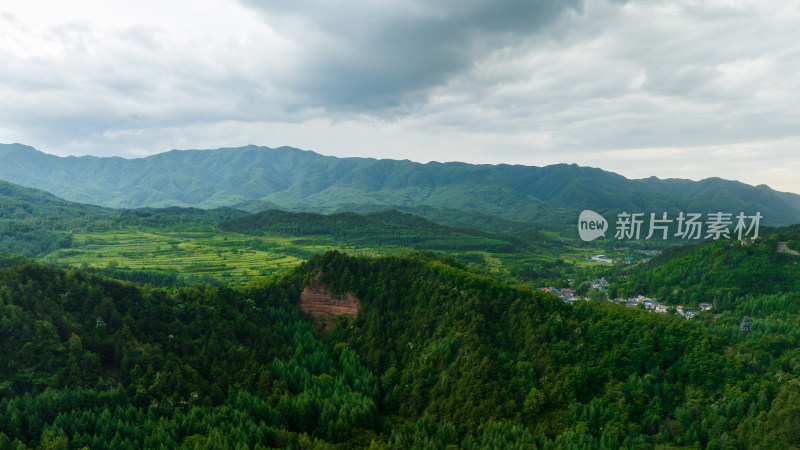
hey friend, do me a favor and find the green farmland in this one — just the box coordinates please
[41,227,417,286]
[39,225,636,289]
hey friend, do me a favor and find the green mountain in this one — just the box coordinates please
[115,206,249,228]
[218,209,539,253]
[0,178,255,257]
[331,203,543,234]
[0,178,111,221]
[0,179,115,257]
[3,143,799,226]
[2,251,799,448]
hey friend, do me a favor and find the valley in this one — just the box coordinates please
[36,221,621,290]
[3,1,799,446]
[2,147,800,448]
[40,226,411,286]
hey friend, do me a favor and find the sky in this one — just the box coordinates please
[2,0,800,193]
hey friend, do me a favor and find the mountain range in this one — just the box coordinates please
[2,143,800,226]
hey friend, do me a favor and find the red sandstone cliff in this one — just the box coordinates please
[299,287,361,316]
[298,273,361,332]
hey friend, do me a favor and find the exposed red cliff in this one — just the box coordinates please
[299,287,361,316]
[298,273,360,333]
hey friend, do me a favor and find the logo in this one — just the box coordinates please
[578,210,608,242]
[576,210,762,242]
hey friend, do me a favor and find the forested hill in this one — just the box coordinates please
[3,143,800,225]
[0,179,250,258]
[0,179,111,221]
[613,220,800,306]
[0,180,113,257]
[2,251,799,448]
[219,209,539,252]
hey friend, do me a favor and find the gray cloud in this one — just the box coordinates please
[404,0,800,153]
[1,0,800,193]
[238,0,582,111]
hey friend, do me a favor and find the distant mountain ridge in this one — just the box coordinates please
[2,143,800,225]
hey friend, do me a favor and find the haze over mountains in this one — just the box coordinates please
[2,143,800,226]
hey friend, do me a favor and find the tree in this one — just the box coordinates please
[740,316,751,335]
[523,388,546,418]
[588,289,608,302]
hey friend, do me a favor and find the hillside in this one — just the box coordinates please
[0,178,112,222]
[0,180,114,257]
[2,251,799,448]
[3,143,800,226]
[615,229,800,307]
[218,209,536,253]
[0,179,255,258]
[0,181,571,287]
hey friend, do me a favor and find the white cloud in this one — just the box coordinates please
[1,0,800,194]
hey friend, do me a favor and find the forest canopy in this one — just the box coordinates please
[1,250,800,448]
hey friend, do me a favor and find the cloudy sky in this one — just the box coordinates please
[2,0,800,192]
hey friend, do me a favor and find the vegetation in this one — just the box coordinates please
[39,208,630,290]
[0,180,114,258]
[2,250,800,448]
[0,180,598,289]
[3,143,800,226]
[4,167,800,447]
[614,235,800,306]
[219,209,536,253]
[40,227,399,287]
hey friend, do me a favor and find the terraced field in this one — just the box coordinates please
[41,227,416,286]
[40,224,642,290]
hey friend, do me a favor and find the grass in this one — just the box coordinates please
[42,227,416,286]
[41,225,647,288]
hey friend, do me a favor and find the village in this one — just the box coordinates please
[539,277,712,320]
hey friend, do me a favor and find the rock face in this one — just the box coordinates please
[299,287,361,316]
[298,273,361,333]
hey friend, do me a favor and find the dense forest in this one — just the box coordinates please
[0,180,112,258]
[614,236,800,306]
[219,209,542,253]
[2,250,800,448]
[4,144,800,227]
[0,180,248,259]
[3,177,800,447]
